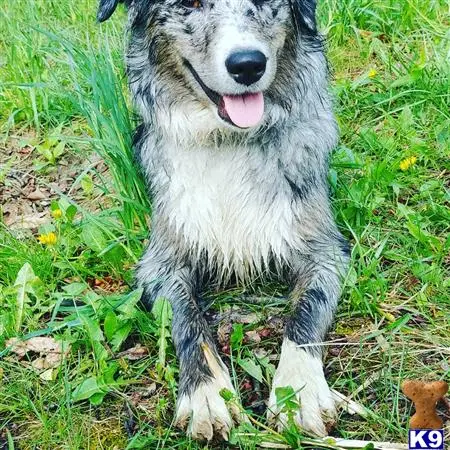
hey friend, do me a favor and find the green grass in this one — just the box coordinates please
[1,0,449,448]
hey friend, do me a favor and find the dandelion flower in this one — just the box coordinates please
[38,232,57,246]
[368,68,378,78]
[399,156,417,171]
[51,208,62,219]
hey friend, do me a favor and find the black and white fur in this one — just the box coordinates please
[97,0,349,440]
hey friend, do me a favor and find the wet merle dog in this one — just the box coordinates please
[97,0,349,441]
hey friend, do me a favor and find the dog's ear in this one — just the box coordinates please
[290,0,317,34]
[97,0,122,22]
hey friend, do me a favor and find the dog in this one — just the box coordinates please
[97,0,349,441]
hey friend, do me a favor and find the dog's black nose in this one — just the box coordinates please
[225,50,267,86]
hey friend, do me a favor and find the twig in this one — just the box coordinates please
[332,389,370,418]
[327,438,408,449]
[256,436,408,449]
[349,371,382,399]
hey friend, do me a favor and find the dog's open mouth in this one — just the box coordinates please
[184,60,264,129]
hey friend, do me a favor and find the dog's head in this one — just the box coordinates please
[98,0,322,135]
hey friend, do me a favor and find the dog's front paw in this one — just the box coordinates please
[267,339,336,437]
[175,343,242,441]
[175,380,237,440]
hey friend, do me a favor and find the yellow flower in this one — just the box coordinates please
[38,232,57,246]
[399,156,417,171]
[51,208,62,219]
[368,68,378,78]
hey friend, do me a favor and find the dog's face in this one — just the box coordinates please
[99,0,319,132]
[148,0,291,129]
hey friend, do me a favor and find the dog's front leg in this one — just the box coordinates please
[172,293,241,441]
[137,244,239,441]
[267,237,349,436]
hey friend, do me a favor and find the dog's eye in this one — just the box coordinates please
[182,0,202,9]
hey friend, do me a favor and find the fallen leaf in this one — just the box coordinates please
[258,327,271,338]
[217,321,232,347]
[116,344,148,361]
[129,383,157,406]
[26,189,47,201]
[6,337,70,378]
[267,316,284,333]
[7,337,62,355]
[18,145,34,155]
[3,204,48,229]
[229,311,259,324]
[127,383,166,419]
[39,368,55,381]
[218,306,260,324]
[31,358,47,370]
[245,330,261,344]
[13,213,48,230]
[90,276,127,293]
[253,348,268,359]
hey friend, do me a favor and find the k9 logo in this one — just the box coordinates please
[409,429,444,450]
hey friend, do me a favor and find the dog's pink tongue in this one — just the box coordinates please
[222,93,264,128]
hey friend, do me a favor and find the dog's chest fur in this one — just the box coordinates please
[159,143,305,274]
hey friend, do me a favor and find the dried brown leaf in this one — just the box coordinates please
[245,330,261,344]
[116,344,148,361]
[6,337,70,377]
[26,189,47,201]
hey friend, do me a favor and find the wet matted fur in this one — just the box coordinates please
[97,0,350,440]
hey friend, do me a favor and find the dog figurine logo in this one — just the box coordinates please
[402,380,448,450]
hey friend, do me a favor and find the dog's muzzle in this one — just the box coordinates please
[184,60,265,129]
